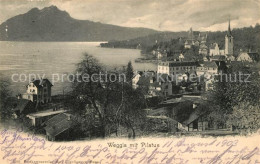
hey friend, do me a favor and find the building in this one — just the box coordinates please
[157,51,167,60]
[182,112,209,131]
[237,52,259,62]
[225,20,234,55]
[132,73,141,89]
[199,42,208,56]
[44,113,76,141]
[179,53,185,61]
[209,43,225,56]
[21,79,53,104]
[184,28,195,49]
[134,71,173,97]
[157,61,199,75]
[26,109,67,127]
[196,61,218,76]
[185,28,208,50]
[207,20,235,61]
[13,99,36,118]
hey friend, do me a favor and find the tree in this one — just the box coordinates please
[202,62,260,126]
[114,83,146,138]
[126,61,134,85]
[68,53,147,138]
[0,78,12,122]
[227,102,260,133]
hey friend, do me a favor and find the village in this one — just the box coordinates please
[10,20,259,141]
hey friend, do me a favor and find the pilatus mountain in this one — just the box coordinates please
[0,6,158,41]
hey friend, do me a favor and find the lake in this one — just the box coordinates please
[0,41,156,95]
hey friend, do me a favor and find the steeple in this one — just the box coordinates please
[227,18,232,36]
[225,19,234,55]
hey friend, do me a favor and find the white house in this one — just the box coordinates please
[209,43,225,56]
[22,79,53,104]
[157,61,198,75]
[196,61,218,76]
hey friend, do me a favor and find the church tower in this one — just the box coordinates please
[225,19,234,55]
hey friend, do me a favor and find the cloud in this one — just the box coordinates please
[0,0,259,31]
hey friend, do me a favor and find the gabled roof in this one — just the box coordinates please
[30,79,53,88]
[13,99,32,113]
[44,113,75,137]
[182,111,200,125]
[201,61,218,68]
[210,43,219,49]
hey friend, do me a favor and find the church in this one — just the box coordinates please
[208,20,235,61]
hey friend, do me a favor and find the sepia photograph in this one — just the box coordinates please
[0,0,260,163]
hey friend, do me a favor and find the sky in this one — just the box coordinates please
[0,0,260,32]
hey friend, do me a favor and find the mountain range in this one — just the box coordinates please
[0,6,159,41]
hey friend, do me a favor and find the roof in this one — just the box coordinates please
[137,73,171,87]
[44,113,75,137]
[27,109,67,118]
[30,79,53,88]
[158,61,199,67]
[210,55,226,61]
[201,61,218,68]
[210,43,219,49]
[182,111,200,125]
[14,99,32,113]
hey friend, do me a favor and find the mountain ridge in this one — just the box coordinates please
[0,6,159,41]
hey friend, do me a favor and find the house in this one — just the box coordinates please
[184,40,194,49]
[26,109,67,126]
[135,72,173,97]
[184,28,197,49]
[179,53,184,61]
[204,78,215,91]
[157,61,199,75]
[13,99,36,118]
[21,79,53,104]
[199,42,208,56]
[132,73,141,89]
[196,61,218,76]
[237,52,259,62]
[182,112,209,131]
[157,51,167,60]
[209,43,225,56]
[44,113,76,141]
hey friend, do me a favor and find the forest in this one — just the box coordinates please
[101,24,260,59]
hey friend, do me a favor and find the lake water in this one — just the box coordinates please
[0,41,156,95]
